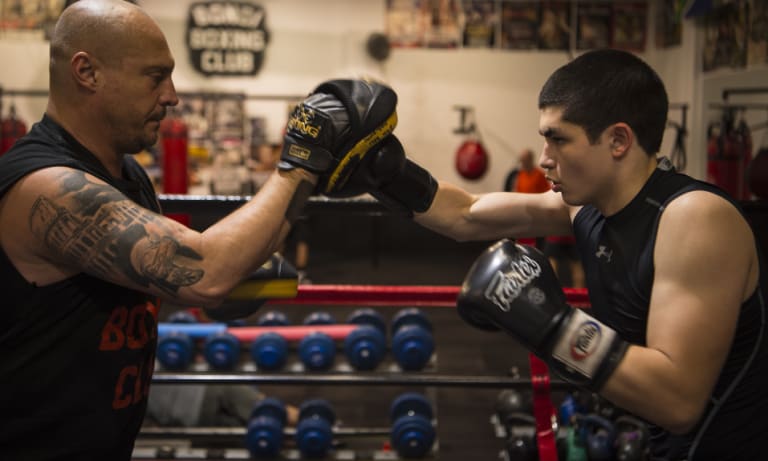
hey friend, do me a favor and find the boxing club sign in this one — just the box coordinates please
[186,1,269,76]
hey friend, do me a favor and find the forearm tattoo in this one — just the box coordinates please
[29,170,203,296]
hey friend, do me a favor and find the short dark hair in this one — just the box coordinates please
[538,49,668,155]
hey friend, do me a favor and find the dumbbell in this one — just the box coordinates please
[251,310,290,371]
[575,413,616,461]
[303,311,336,325]
[167,310,197,323]
[246,397,287,458]
[344,308,387,371]
[503,413,537,461]
[389,392,436,458]
[257,310,289,326]
[390,308,435,371]
[495,389,533,430]
[614,415,649,461]
[156,310,199,370]
[203,331,241,370]
[295,399,336,458]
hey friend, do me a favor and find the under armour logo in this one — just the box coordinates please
[595,245,613,262]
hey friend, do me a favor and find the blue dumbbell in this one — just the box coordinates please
[156,311,200,370]
[298,332,336,371]
[257,310,289,326]
[390,392,436,459]
[296,399,336,458]
[203,331,241,370]
[390,308,435,371]
[347,308,387,334]
[246,397,287,458]
[166,310,197,323]
[156,331,195,370]
[344,309,387,371]
[303,311,336,325]
[251,332,289,371]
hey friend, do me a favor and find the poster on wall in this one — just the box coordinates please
[461,0,496,49]
[386,0,425,47]
[576,1,612,50]
[701,2,748,72]
[422,0,462,48]
[500,1,539,50]
[747,0,768,66]
[655,0,685,48]
[611,1,647,52]
[186,1,270,76]
[0,0,66,39]
[538,1,571,51]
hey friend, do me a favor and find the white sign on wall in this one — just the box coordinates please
[186,1,269,76]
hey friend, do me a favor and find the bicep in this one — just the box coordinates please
[648,192,754,396]
[16,167,205,298]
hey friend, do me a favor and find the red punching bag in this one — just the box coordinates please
[455,139,489,180]
[453,106,489,180]
[1,104,28,155]
[160,112,190,226]
[707,110,752,200]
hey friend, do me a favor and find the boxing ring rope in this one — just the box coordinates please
[265,284,591,309]
[152,371,570,389]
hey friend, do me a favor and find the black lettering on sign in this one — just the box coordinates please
[186,1,270,76]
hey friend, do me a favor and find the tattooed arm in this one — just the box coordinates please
[0,166,316,306]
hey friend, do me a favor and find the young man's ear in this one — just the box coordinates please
[608,123,633,158]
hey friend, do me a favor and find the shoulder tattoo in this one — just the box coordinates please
[29,170,204,296]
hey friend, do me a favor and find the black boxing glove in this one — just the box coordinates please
[279,79,398,194]
[457,239,628,392]
[338,135,437,215]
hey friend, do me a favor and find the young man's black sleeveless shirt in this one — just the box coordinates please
[0,115,160,460]
[573,158,768,460]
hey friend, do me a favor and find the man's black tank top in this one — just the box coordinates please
[0,115,160,460]
[573,158,768,460]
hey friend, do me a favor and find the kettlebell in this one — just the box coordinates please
[614,415,649,461]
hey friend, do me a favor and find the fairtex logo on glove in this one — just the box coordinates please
[570,320,602,360]
[287,104,322,138]
[484,254,541,312]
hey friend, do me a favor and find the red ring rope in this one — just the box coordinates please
[268,284,590,308]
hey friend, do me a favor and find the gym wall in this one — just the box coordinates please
[1,0,767,192]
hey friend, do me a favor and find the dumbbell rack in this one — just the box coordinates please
[137,284,585,461]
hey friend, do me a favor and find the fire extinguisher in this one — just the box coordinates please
[1,103,28,155]
[453,105,489,180]
[160,110,190,226]
[706,109,752,200]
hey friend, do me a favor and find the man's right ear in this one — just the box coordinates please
[71,51,98,90]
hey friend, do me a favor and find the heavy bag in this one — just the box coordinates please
[0,107,27,155]
[160,113,190,226]
[748,146,768,200]
[706,115,752,200]
[455,138,488,180]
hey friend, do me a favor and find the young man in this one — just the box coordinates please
[349,49,768,460]
[0,1,394,459]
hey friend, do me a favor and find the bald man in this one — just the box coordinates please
[0,1,317,459]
